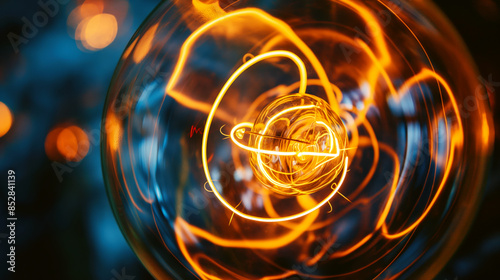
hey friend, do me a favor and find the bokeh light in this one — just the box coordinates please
[69,0,122,51]
[46,125,90,162]
[0,101,13,137]
[57,128,79,160]
[80,14,118,50]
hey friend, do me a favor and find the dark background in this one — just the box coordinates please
[0,0,498,279]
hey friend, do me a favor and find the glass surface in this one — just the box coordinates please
[101,0,493,279]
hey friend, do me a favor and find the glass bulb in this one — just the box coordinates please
[102,0,493,279]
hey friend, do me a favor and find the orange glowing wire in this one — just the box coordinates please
[164,8,340,111]
[201,47,349,222]
[124,2,473,278]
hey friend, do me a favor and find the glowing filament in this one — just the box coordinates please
[202,49,349,221]
[230,94,347,196]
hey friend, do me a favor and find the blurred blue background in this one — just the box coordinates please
[0,0,498,279]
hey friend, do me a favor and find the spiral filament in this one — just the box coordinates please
[230,94,347,196]
[201,49,349,222]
